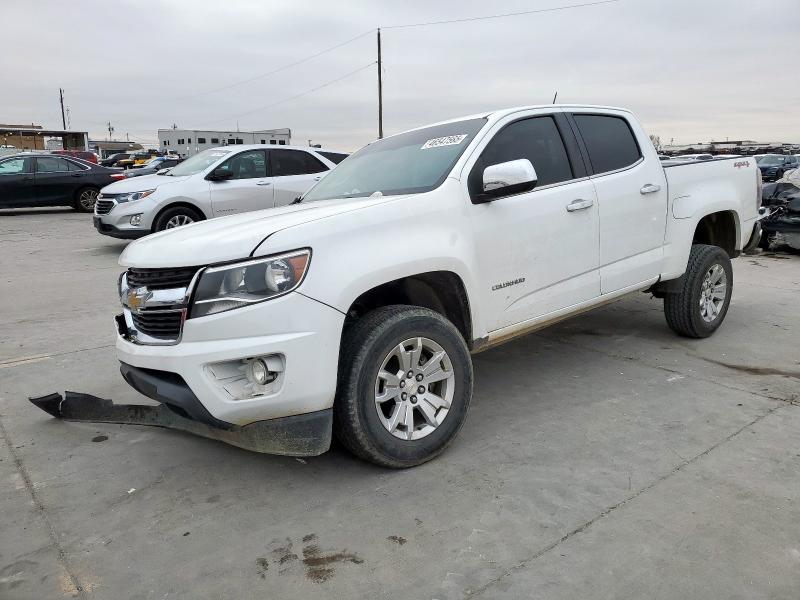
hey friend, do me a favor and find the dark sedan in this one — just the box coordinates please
[0,154,125,212]
[100,152,131,167]
[756,154,799,182]
[125,156,182,178]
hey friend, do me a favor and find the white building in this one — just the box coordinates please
[158,127,291,157]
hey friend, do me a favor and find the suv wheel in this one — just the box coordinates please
[334,306,473,468]
[153,206,202,231]
[664,244,733,338]
[72,187,99,212]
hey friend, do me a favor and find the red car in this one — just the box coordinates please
[52,150,98,164]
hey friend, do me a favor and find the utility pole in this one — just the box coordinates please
[107,122,114,141]
[377,28,383,139]
[59,88,66,130]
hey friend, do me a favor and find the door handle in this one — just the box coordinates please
[313,176,322,181]
[566,198,594,212]
[640,183,661,194]
[256,181,271,186]
[71,173,83,177]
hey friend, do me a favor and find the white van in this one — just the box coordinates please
[93,145,347,238]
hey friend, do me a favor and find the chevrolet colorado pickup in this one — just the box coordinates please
[110,105,762,467]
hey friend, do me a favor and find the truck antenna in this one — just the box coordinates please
[552,91,558,104]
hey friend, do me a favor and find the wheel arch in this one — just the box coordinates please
[342,271,474,348]
[691,209,740,257]
[151,200,207,230]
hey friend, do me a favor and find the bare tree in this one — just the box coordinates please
[649,134,662,152]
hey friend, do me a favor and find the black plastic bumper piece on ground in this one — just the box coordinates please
[119,363,229,429]
[28,391,333,457]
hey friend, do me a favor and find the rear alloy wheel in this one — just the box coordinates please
[664,244,733,338]
[153,206,202,232]
[335,305,473,468]
[73,187,99,212]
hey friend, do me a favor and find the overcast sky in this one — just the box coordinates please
[4,0,798,152]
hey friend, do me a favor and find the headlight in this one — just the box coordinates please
[190,249,311,318]
[119,189,156,203]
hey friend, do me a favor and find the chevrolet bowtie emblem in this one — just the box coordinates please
[126,287,152,313]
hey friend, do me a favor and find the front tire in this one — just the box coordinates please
[72,187,99,212]
[664,244,733,338]
[153,206,202,232]
[334,306,473,468]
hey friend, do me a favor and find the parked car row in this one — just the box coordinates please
[92,145,346,238]
[0,154,125,211]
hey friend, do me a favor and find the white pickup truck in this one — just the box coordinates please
[110,105,762,467]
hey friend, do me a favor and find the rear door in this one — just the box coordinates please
[465,110,601,330]
[208,149,273,216]
[34,156,82,205]
[569,111,668,293]
[269,149,330,206]
[0,156,35,207]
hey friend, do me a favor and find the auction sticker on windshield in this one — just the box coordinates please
[421,135,468,150]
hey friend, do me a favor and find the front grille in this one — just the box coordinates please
[131,310,183,339]
[127,266,200,290]
[95,200,115,215]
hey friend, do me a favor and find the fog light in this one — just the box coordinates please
[130,214,142,226]
[248,358,275,385]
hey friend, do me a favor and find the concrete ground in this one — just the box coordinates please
[1,208,798,600]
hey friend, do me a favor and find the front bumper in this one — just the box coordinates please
[116,291,345,426]
[94,216,149,239]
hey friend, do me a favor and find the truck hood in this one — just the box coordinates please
[101,173,191,193]
[119,196,402,268]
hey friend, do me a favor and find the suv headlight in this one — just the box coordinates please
[118,189,156,203]
[191,249,311,318]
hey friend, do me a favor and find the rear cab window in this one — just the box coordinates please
[572,114,641,175]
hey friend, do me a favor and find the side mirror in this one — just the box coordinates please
[477,159,537,202]
[207,168,233,181]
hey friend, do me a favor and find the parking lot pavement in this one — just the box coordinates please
[1,208,798,600]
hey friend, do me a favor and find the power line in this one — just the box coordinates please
[382,0,620,29]
[175,29,375,100]
[202,62,377,127]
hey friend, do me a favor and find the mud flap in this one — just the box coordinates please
[29,392,332,457]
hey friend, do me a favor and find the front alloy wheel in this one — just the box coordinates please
[335,305,473,468]
[165,214,195,228]
[374,337,455,441]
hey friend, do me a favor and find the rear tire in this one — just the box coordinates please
[72,187,99,212]
[664,244,733,338]
[334,306,473,468]
[153,206,202,232]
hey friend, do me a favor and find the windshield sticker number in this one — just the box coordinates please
[421,135,468,150]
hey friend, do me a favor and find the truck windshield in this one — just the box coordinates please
[167,148,230,176]
[302,118,487,202]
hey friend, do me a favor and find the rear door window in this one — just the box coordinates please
[469,115,574,198]
[36,157,71,172]
[270,149,329,176]
[572,114,641,174]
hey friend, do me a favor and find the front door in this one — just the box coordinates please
[465,112,601,331]
[269,149,329,207]
[569,111,669,293]
[209,149,274,216]
[0,156,35,207]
